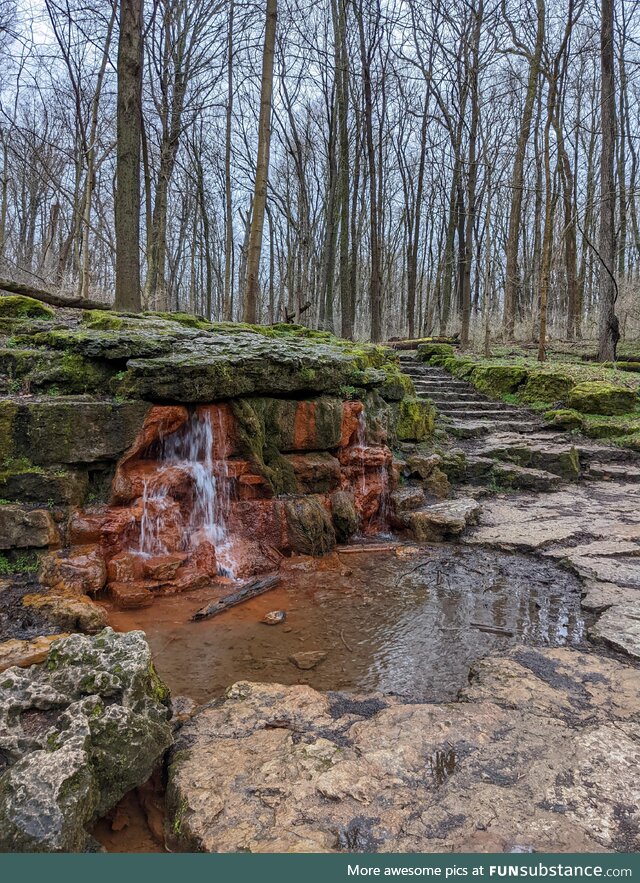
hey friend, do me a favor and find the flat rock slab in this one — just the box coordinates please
[406,498,481,542]
[166,647,640,853]
[590,602,640,660]
[580,580,640,613]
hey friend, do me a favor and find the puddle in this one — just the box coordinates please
[105,545,586,704]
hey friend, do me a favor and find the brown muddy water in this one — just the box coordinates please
[104,543,586,705]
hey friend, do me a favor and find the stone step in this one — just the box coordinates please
[585,463,640,482]
[433,401,518,413]
[447,420,540,439]
[432,407,531,422]
[403,497,482,542]
[427,393,491,404]
[463,456,562,492]
[413,381,476,392]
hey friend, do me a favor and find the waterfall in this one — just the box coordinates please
[137,409,237,577]
[352,407,391,534]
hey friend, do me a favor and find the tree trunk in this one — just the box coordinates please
[115,0,143,312]
[503,0,544,339]
[223,0,234,321]
[597,0,618,361]
[243,0,277,324]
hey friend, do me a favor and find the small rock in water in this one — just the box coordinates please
[262,610,286,625]
[288,650,327,670]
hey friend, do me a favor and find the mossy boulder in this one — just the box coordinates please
[0,295,55,319]
[0,628,172,852]
[417,343,454,362]
[395,398,435,442]
[2,398,150,465]
[543,409,584,431]
[470,365,527,396]
[520,370,574,404]
[602,361,640,373]
[446,357,477,379]
[330,490,358,542]
[284,496,336,555]
[567,382,637,416]
[378,366,414,401]
[0,348,112,395]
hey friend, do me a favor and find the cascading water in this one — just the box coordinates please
[136,409,237,577]
[352,407,391,534]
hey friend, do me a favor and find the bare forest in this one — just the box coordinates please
[0,0,637,356]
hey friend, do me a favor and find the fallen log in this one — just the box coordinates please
[0,277,111,311]
[191,573,280,621]
[388,336,459,350]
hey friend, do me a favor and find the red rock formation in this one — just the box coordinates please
[54,399,394,609]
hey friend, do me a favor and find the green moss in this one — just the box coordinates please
[543,408,584,431]
[470,364,528,396]
[417,343,454,362]
[395,398,435,442]
[0,400,17,461]
[80,310,125,331]
[602,361,640,373]
[520,370,574,404]
[148,662,171,704]
[567,381,638,416]
[379,365,414,401]
[0,295,55,319]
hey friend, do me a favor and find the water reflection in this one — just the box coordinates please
[106,546,585,705]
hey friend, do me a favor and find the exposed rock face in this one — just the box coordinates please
[0,505,59,549]
[0,628,172,852]
[166,647,640,853]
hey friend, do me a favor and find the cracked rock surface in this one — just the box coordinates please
[166,646,640,853]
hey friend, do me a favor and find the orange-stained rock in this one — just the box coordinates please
[112,461,196,506]
[339,401,364,448]
[161,566,210,594]
[108,581,156,609]
[40,544,107,595]
[120,405,189,465]
[107,551,145,583]
[196,403,239,458]
[292,400,318,450]
[229,500,290,553]
[284,452,341,494]
[187,535,218,577]
[143,552,188,581]
[338,444,392,469]
[67,509,104,545]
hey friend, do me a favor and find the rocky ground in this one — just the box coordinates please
[166,648,639,853]
[1,316,639,853]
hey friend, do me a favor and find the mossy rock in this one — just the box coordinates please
[330,490,358,543]
[612,432,640,452]
[284,496,336,555]
[81,310,126,331]
[395,398,435,442]
[446,357,477,379]
[567,381,637,416]
[3,398,150,465]
[378,366,414,402]
[543,409,583,431]
[602,361,640,373]
[0,400,18,461]
[0,295,55,319]
[470,365,527,396]
[417,343,454,362]
[520,370,573,404]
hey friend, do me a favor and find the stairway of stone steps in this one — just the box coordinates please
[398,352,541,438]
[397,351,640,490]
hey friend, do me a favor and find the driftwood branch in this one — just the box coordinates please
[191,573,280,621]
[0,277,112,311]
[283,301,312,323]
